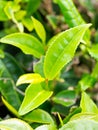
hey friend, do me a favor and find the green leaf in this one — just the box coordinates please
[63,107,82,124]
[78,74,96,91]
[0,118,33,130]
[31,17,46,43]
[0,79,21,110]
[70,112,98,122]
[59,119,98,130]
[16,73,45,86]
[4,2,24,32]
[57,0,85,27]
[0,49,5,58]
[23,109,54,124]
[34,57,45,77]
[4,1,20,19]
[27,0,42,16]
[0,53,24,82]
[0,33,45,58]
[80,92,98,113]
[35,125,57,130]
[57,0,90,44]
[92,61,98,79]
[0,1,8,21]
[0,53,23,110]
[2,96,20,117]
[44,24,91,80]
[22,17,34,31]
[15,10,26,20]
[88,44,98,60]
[53,90,76,107]
[18,83,53,115]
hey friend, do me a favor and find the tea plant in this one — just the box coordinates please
[0,0,98,130]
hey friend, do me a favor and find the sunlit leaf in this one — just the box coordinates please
[0,1,8,21]
[0,118,33,130]
[35,124,57,130]
[80,92,98,113]
[70,112,98,122]
[16,73,45,86]
[44,24,91,80]
[23,109,54,124]
[4,1,20,19]
[15,10,26,20]
[18,83,53,115]
[0,33,45,58]
[59,119,98,130]
[31,16,46,43]
[22,17,34,31]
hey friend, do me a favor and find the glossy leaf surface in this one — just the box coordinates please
[18,83,53,115]
[44,24,91,80]
[16,73,45,86]
[0,118,33,130]
[57,0,85,27]
[0,33,45,58]
[57,0,90,44]
[80,92,98,113]
[59,119,98,130]
[23,109,54,124]
[31,17,46,43]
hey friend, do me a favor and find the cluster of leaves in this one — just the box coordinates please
[0,0,98,129]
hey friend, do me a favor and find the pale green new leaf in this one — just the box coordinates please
[18,83,53,115]
[59,119,98,130]
[0,33,45,58]
[31,17,46,43]
[44,24,91,80]
[0,1,8,21]
[16,73,45,86]
[4,1,20,19]
[70,112,98,122]
[0,118,33,130]
[23,109,54,124]
[80,92,98,113]
[22,17,34,31]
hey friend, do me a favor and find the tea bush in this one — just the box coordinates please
[0,0,98,130]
